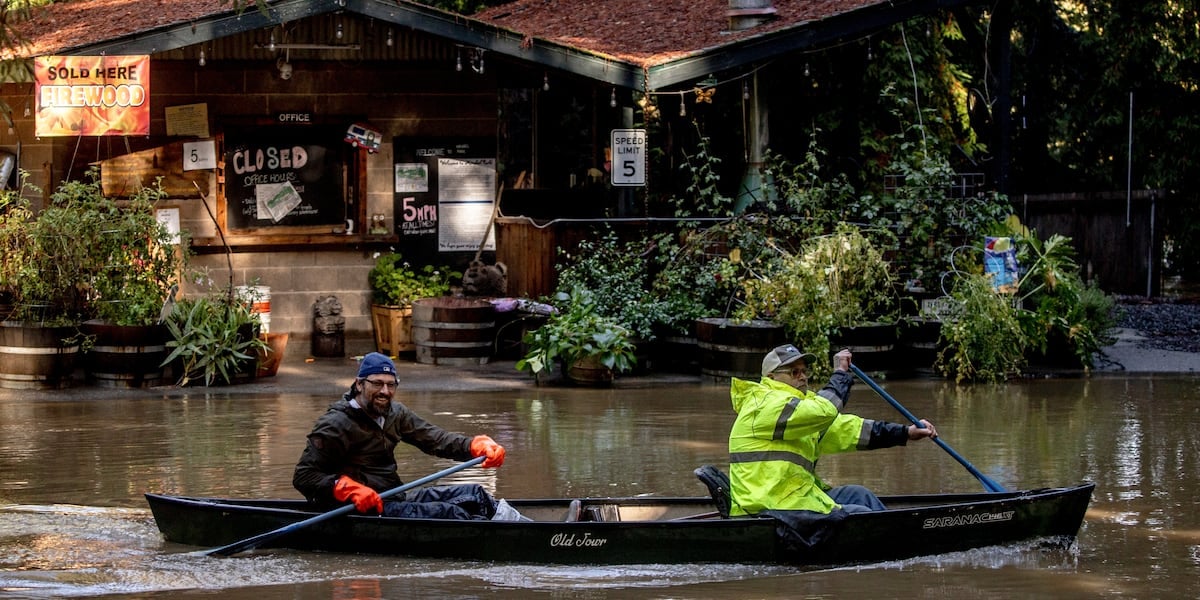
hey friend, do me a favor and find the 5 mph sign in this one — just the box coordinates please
[611,128,646,186]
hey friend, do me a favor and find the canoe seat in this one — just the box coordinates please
[693,465,731,518]
[565,499,582,522]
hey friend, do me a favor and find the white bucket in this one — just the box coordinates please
[236,285,271,333]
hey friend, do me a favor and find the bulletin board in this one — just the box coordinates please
[392,137,497,264]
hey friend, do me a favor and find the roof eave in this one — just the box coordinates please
[647,0,991,89]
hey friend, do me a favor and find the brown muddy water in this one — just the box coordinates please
[2,376,1199,599]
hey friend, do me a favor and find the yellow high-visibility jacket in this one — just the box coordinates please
[728,371,907,516]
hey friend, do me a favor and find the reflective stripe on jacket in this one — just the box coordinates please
[728,371,872,516]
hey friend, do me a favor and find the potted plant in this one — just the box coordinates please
[367,251,459,356]
[161,271,268,387]
[79,174,190,387]
[934,225,1116,382]
[738,223,899,379]
[0,174,108,389]
[515,286,637,385]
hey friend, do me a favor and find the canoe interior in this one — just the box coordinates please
[145,482,1095,565]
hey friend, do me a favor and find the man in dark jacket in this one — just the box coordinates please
[293,352,512,520]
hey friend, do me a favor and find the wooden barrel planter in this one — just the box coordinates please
[831,322,898,372]
[411,297,496,366]
[81,320,170,388]
[0,321,80,390]
[898,318,943,373]
[695,318,786,380]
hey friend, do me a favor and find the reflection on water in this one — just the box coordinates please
[2,376,1199,598]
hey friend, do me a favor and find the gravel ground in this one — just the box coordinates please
[1113,297,1200,353]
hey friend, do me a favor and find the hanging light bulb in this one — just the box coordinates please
[268,31,276,52]
[23,101,30,118]
[543,73,549,91]
[387,29,394,47]
[610,88,617,108]
[336,22,344,40]
[477,54,484,75]
[679,97,686,117]
[867,39,873,61]
[742,80,749,100]
[456,50,462,72]
[198,49,206,66]
[804,62,810,77]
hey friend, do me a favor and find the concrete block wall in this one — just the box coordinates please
[183,250,378,349]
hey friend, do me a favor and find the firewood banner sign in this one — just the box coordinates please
[34,55,150,137]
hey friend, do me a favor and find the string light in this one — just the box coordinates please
[387,29,394,47]
[336,22,343,40]
[610,88,617,108]
[543,72,549,91]
[23,101,30,118]
[804,62,810,77]
[456,50,462,72]
[742,81,749,100]
[198,48,206,66]
[679,98,686,117]
[268,31,276,52]
[867,38,873,61]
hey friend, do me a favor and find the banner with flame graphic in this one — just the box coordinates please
[34,55,150,137]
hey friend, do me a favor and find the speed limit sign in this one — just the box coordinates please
[610,128,646,186]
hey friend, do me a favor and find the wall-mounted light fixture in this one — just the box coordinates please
[277,52,292,80]
[455,45,484,74]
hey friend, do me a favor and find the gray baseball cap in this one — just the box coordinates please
[761,344,816,376]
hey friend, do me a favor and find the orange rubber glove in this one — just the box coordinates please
[470,435,506,468]
[333,475,383,514]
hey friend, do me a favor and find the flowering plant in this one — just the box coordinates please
[368,252,460,307]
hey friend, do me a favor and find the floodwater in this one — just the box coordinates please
[2,375,1199,599]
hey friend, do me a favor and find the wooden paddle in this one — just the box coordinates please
[206,456,486,557]
[850,364,1008,493]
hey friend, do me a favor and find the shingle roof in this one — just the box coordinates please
[4,0,958,90]
[3,0,229,60]
[7,0,881,66]
[474,0,881,67]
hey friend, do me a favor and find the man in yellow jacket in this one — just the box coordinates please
[729,345,938,517]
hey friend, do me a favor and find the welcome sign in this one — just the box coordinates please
[34,55,150,137]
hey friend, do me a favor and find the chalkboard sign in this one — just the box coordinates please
[223,126,346,230]
[393,137,496,264]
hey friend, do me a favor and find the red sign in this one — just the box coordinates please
[35,55,150,137]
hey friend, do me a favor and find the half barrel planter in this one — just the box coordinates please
[0,321,80,390]
[830,322,898,372]
[695,318,786,381]
[81,320,170,388]
[411,297,496,366]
